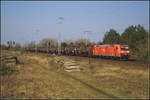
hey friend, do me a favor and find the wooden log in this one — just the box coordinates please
[64,65,80,69]
[53,56,82,72]
[1,56,19,65]
[64,68,80,72]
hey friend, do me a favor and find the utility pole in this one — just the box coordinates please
[35,43,37,54]
[33,29,39,54]
[84,30,92,64]
[83,31,88,47]
[83,31,87,47]
[84,31,92,47]
[58,17,64,56]
[47,42,48,54]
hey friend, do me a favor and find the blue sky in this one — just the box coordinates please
[1,1,149,45]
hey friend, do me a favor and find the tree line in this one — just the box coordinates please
[1,24,149,60]
[101,24,148,60]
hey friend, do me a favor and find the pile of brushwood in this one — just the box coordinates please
[0,55,19,75]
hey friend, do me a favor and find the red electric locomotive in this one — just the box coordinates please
[93,44,130,59]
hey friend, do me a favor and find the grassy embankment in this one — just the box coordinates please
[1,50,149,99]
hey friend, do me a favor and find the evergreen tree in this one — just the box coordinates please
[103,29,120,44]
[120,24,148,59]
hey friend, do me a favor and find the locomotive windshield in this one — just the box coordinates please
[120,46,129,50]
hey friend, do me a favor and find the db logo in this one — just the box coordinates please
[103,49,105,52]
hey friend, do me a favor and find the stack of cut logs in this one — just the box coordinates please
[53,56,81,72]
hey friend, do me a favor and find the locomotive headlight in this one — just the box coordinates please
[126,51,130,53]
[121,51,124,53]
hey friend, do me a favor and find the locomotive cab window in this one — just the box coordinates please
[120,46,129,50]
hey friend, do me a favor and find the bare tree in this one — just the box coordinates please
[14,43,21,50]
[74,39,91,47]
[64,40,74,47]
[39,38,58,48]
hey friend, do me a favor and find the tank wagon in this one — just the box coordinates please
[93,44,130,59]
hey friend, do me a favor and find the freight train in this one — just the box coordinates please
[24,44,130,60]
[93,44,130,59]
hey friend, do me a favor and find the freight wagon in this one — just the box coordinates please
[24,43,130,60]
[92,44,130,59]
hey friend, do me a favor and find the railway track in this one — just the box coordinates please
[23,49,148,67]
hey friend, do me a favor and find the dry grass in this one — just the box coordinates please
[67,55,149,99]
[1,50,149,99]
